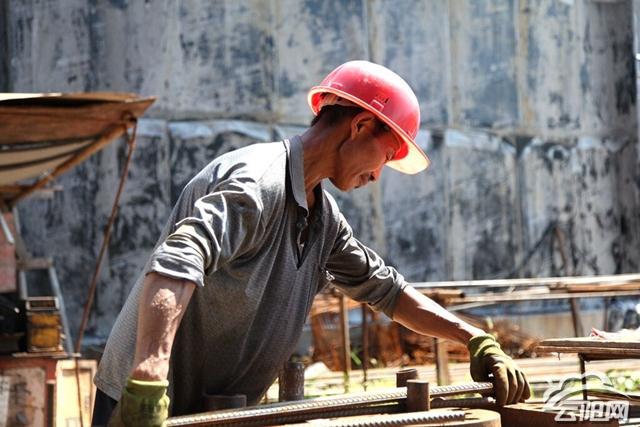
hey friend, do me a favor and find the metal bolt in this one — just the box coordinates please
[395,368,418,387]
[279,361,305,402]
[406,380,430,412]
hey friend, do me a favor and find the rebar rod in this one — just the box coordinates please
[431,397,495,409]
[167,382,492,426]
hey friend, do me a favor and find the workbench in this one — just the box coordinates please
[537,337,640,402]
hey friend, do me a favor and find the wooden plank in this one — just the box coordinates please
[434,338,451,386]
[0,94,154,143]
[564,283,640,292]
[55,359,96,427]
[538,338,640,350]
[447,289,640,305]
[536,346,640,358]
[413,273,640,290]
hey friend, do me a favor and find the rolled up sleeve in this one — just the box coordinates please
[149,179,265,287]
[327,213,407,317]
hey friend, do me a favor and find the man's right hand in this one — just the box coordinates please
[108,378,170,427]
[467,334,530,406]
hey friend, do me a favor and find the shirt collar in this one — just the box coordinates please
[285,135,309,213]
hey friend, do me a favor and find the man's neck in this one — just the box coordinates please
[299,128,339,208]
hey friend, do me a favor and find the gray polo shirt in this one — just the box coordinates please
[94,136,407,415]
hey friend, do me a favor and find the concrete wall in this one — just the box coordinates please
[2,0,639,341]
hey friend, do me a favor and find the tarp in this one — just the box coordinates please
[0,92,154,204]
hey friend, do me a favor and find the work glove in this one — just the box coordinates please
[108,378,170,427]
[467,334,531,406]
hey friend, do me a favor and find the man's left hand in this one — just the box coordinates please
[467,334,531,406]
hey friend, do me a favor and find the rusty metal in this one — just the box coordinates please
[340,293,351,392]
[361,303,369,390]
[406,380,430,412]
[167,382,493,426]
[167,403,402,427]
[431,382,492,397]
[290,410,466,427]
[431,397,495,409]
[278,361,305,402]
[395,368,418,387]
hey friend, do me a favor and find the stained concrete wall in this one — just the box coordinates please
[2,0,639,341]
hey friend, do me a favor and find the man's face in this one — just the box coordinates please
[331,119,401,191]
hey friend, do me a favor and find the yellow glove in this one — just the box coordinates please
[108,378,170,427]
[467,334,531,406]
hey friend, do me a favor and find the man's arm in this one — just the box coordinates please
[325,212,529,405]
[392,286,484,344]
[392,285,530,406]
[130,272,196,381]
[107,273,195,427]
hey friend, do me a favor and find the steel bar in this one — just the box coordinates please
[340,293,351,393]
[48,266,73,355]
[167,382,493,427]
[167,403,402,427]
[431,397,495,409]
[361,303,369,391]
[431,382,492,397]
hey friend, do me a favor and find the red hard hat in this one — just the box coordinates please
[308,60,430,174]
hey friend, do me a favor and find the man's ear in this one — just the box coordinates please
[349,111,378,140]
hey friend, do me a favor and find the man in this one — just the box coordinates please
[93,60,530,426]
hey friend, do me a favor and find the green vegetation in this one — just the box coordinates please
[607,370,640,393]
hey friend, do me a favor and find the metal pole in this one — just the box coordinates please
[339,293,351,393]
[361,303,368,391]
[74,122,137,353]
[48,266,73,355]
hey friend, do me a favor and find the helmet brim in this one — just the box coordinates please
[308,86,431,175]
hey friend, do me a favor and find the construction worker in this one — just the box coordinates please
[92,61,530,427]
